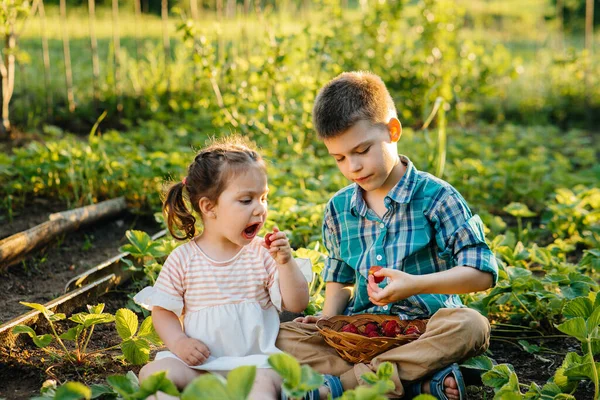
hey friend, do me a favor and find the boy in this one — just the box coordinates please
[276,71,498,400]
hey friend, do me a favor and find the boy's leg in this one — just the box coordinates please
[276,321,354,377]
[340,308,491,398]
[249,369,283,400]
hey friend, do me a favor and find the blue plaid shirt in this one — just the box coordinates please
[322,155,498,320]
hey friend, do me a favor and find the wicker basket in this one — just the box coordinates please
[316,315,428,364]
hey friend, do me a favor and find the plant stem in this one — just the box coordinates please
[491,335,569,340]
[82,326,95,355]
[512,293,540,327]
[47,320,74,362]
[587,339,599,400]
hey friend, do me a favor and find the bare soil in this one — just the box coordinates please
[0,202,160,324]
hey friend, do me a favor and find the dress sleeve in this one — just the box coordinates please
[133,248,186,316]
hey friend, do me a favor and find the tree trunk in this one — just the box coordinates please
[59,0,76,112]
[88,0,100,106]
[0,22,16,135]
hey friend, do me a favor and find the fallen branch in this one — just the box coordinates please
[0,197,127,270]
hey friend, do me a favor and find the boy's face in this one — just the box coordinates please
[324,119,402,194]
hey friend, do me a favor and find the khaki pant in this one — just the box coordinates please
[275,308,490,398]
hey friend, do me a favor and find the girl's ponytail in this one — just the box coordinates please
[163,182,197,240]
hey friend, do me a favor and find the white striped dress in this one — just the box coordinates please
[133,236,283,370]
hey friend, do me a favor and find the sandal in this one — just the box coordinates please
[280,374,343,400]
[407,362,466,400]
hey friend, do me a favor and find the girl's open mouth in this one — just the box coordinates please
[242,222,262,240]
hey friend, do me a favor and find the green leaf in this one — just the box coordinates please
[556,317,588,342]
[121,338,150,365]
[89,384,115,399]
[83,313,115,328]
[54,382,92,400]
[562,297,594,320]
[181,374,230,400]
[20,301,52,317]
[297,365,324,392]
[376,362,393,380]
[138,371,180,398]
[268,353,301,387]
[138,316,162,345]
[12,325,53,347]
[87,304,105,314]
[361,372,380,385]
[226,366,256,400]
[120,230,164,258]
[460,355,495,371]
[115,308,139,340]
[503,202,536,218]
[48,313,66,322]
[586,304,600,331]
[482,364,515,390]
[60,326,84,341]
[563,352,599,381]
[107,375,138,397]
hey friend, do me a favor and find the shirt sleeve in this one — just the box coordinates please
[429,189,498,285]
[322,201,356,284]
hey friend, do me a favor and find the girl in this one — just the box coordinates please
[134,136,309,400]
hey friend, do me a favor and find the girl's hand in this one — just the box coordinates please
[172,336,211,366]
[293,314,327,324]
[367,268,421,306]
[263,227,293,265]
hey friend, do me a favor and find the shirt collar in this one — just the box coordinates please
[350,155,418,217]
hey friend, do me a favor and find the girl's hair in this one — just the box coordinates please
[163,136,266,240]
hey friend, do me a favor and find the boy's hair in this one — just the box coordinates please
[312,71,397,139]
[163,135,266,240]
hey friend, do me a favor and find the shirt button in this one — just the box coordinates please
[379,223,385,229]
[383,305,389,310]
[376,255,382,261]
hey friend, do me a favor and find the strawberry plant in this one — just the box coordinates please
[12,303,161,365]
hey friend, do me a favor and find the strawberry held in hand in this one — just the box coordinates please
[264,227,279,248]
[369,266,385,283]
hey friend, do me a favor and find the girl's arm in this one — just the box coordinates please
[152,306,211,365]
[265,229,309,313]
[277,258,310,313]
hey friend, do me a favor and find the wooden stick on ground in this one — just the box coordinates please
[0,197,127,271]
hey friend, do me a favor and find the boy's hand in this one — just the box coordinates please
[367,268,420,306]
[172,336,211,366]
[263,227,293,265]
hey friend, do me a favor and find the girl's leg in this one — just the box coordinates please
[139,357,204,399]
[249,369,283,400]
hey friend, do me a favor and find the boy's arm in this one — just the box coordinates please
[294,281,352,323]
[367,266,492,306]
[322,282,354,317]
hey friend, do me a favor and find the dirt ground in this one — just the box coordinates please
[0,202,595,399]
[0,201,160,324]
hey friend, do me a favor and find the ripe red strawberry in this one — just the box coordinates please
[382,320,402,337]
[364,323,379,334]
[404,324,422,335]
[341,323,359,334]
[367,331,381,338]
[368,266,384,283]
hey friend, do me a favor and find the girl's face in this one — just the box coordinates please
[211,165,269,247]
